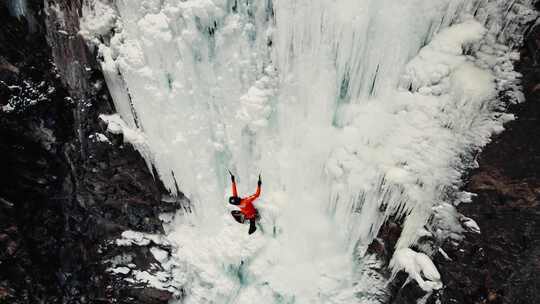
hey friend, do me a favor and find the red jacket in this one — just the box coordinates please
[232,180,261,219]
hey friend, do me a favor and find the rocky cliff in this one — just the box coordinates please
[0,1,178,303]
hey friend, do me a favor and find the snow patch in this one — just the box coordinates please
[150,247,169,263]
[116,230,169,247]
[89,132,111,144]
[1,104,15,113]
[438,248,452,261]
[110,267,131,275]
[105,253,133,267]
[99,114,146,145]
[460,216,481,234]
[390,248,442,292]
[80,0,117,39]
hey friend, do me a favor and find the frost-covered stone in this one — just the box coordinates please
[460,216,481,234]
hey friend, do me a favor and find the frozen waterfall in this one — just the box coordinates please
[81,0,536,303]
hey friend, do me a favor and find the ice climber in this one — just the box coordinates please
[228,170,261,235]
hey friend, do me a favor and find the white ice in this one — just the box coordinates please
[81,0,536,303]
[390,248,442,292]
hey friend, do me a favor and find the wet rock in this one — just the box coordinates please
[363,218,406,303]
[44,0,98,96]
[367,218,402,263]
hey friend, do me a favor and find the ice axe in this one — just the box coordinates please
[227,169,235,182]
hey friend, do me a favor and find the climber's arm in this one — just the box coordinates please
[248,175,262,200]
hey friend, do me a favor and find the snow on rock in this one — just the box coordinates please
[1,80,55,113]
[105,253,133,267]
[44,1,64,26]
[150,247,169,263]
[116,230,169,247]
[99,114,145,145]
[455,191,475,204]
[109,231,184,296]
[110,266,131,275]
[99,114,155,171]
[460,216,481,234]
[390,248,442,292]
[127,270,177,294]
[1,104,15,113]
[88,132,111,144]
[438,248,452,261]
[430,203,466,243]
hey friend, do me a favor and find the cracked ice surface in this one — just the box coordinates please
[82,0,536,302]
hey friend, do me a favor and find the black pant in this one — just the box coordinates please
[231,210,258,234]
[231,210,245,223]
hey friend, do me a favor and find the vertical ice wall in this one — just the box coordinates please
[80,0,536,302]
[82,0,275,218]
[269,0,535,254]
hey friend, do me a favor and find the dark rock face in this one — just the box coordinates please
[428,24,540,304]
[0,1,177,303]
[44,0,97,95]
